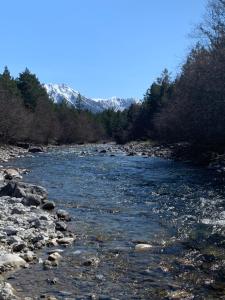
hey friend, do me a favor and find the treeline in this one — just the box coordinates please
[0,67,104,144]
[97,0,225,151]
[2,0,224,150]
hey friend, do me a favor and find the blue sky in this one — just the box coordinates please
[0,0,206,99]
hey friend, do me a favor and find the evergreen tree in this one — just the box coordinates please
[16,68,49,110]
[0,66,21,97]
[77,93,82,112]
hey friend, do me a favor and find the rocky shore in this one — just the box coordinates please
[0,147,74,300]
[121,141,225,175]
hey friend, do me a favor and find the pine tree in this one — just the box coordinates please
[0,66,20,97]
[16,68,49,110]
[77,93,82,112]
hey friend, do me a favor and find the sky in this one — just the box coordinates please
[0,0,206,99]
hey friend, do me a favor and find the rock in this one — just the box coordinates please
[43,259,58,269]
[4,169,22,180]
[22,251,36,262]
[0,182,47,200]
[0,182,17,197]
[56,209,71,221]
[135,244,153,251]
[57,237,74,245]
[55,221,67,231]
[22,193,41,206]
[47,239,58,247]
[99,149,107,153]
[0,282,17,300]
[28,146,44,153]
[4,227,18,236]
[42,201,55,210]
[83,256,100,267]
[48,252,62,262]
[7,236,22,245]
[0,254,26,269]
[12,242,26,252]
[127,152,136,156]
[39,215,49,221]
[11,207,25,215]
[47,277,58,285]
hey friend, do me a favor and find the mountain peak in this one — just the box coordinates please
[44,83,142,113]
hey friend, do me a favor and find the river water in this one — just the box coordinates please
[5,144,225,299]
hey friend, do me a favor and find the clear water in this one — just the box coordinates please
[6,145,225,299]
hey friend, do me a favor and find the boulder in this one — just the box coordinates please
[55,221,67,231]
[0,254,26,268]
[28,146,44,153]
[56,209,71,221]
[22,193,41,207]
[0,182,17,197]
[0,282,17,300]
[0,182,47,201]
[4,226,18,236]
[22,251,36,262]
[12,242,26,252]
[57,237,74,245]
[42,201,55,210]
[4,169,22,180]
[99,149,107,153]
[48,252,62,262]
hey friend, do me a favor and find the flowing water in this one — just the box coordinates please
[5,144,225,299]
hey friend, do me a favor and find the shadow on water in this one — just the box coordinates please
[6,145,225,299]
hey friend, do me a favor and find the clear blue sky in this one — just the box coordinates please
[0,0,206,99]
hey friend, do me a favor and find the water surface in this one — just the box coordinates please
[6,145,225,299]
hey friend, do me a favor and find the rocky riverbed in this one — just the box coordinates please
[1,141,225,299]
[0,147,74,300]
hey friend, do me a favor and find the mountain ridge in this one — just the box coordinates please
[44,83,141,113]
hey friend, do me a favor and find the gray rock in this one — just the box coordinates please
[22,193,41,206]
[57,237,74,245]
[0,282,17,300]
[48,252,62,261]
[0,182,47,201]
[12,242,26,252]
[0,254,26,268]
[28,146,44,153]
[4,169,22,180]
[22,251,36,262]
[4,226,18,236]
[42,201,55,210]
[7,236,22,245]
[11,207,25,214]
[55,221,67,231]
[57,209,71,221]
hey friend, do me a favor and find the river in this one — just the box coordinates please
[5,144,225,299]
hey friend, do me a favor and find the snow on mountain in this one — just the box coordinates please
[44,83,141,113]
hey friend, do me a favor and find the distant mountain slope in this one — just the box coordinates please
[44,83,141,113]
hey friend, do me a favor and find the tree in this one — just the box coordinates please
[17,68,49,111]
[0,66,21,97]
[77,93,82,113]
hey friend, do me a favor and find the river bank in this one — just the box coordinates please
[0,146,74,299]
[121,141,225,175]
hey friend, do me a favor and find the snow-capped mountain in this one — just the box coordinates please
[44,83,141,113]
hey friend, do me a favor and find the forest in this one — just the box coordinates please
[99,0,225,152]
[1,0,225,153]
